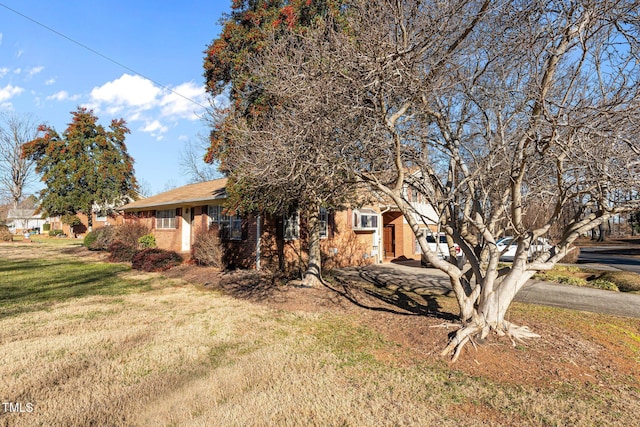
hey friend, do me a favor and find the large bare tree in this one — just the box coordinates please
[180,137,221,183]
[0,113,39,208]
[238,0,640,360]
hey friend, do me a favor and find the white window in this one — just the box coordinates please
[353,209,378,230]
[95,213,107,222]
[319,208,328,239]
[156,209,176,229]
[284,211,300,240]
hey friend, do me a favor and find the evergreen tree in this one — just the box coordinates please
[23,108,138,230]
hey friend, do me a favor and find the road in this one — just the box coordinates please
[335,262,640,319]
[578,247,640,274]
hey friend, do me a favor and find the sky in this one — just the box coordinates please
[0,0,230,196]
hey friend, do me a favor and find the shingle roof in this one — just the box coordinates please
[121,178,228,211]
[7,209,40,220]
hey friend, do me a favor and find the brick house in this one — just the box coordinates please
[120,178,439,270]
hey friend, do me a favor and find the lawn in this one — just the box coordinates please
[1,242,639,426]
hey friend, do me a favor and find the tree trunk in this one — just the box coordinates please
[303,207,322,287]
[597,222,606,242]
[442,265,540,362]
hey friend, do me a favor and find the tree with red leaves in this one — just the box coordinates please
[23,107,138,230]
[204,0,350,286]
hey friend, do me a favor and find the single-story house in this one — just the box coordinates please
[6,209,49,234]
[46,211,125,237]
[120,178,440,270]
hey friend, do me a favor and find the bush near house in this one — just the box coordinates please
[49,229,65,237]
[83,230,100,249]
[0,225,12,242]
[138,234,156,249]
[107,241,139,263]
[191,230,224,268]
[86,224,150,251]
[132,248,183,272]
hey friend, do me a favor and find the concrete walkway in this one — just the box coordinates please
[335,263,640,319]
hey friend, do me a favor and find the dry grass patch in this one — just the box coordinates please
[1,244,640,426]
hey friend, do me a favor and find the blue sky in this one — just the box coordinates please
[0,0,230,196]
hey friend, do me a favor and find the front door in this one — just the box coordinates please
[181,207,191,252]
[383,225,395,259]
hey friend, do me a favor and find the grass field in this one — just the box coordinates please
[1,242,639,426]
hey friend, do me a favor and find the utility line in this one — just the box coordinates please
[0,2,208,110]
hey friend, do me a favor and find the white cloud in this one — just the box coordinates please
[15,50,22,59]
[46,90,80,102]
[0,84,24,102]
[0,67,9,78]
[27,66,44,78]
[90,74,161,109]
[0,33,3,46]
[141,120,169,134]
[88,74,208,140]
[45,78,56,85]
[160,81,206,120]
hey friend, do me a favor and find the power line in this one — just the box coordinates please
[0,2,208,110]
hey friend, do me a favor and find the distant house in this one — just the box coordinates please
[6,209,49,234]
[120,178,440,270]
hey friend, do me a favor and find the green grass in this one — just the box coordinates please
[0,257,150,318]
[533,265,640,292]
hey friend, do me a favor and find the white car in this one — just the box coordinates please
[496,236,551,261]
[421,233,464,266]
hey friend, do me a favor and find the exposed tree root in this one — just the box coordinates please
[441,321,540,363]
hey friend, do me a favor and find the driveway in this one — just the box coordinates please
[335,263,640,319]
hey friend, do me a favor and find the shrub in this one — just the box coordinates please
[192,230,224,268]
[590,279,619,292]
[42,223,51,232]
[112,223,150,248]
[138,234,156,249]
[107,240,139,263]
[89,227,116,251]
[0,226,12,242]
[89,224,149,251]
[49,229,65,237]
[83,230,99,249]
[132,248,183,272]
[597,271,640,293]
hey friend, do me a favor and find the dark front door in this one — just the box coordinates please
[383,225,395,259]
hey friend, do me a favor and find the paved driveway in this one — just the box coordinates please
[335,263,640,319]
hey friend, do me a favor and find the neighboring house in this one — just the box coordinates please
[48,211,124,237]
[6,209,49,234]
[120,178,440,270]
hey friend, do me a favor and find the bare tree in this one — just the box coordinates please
[0,113,39,208]
[241,0,640,360]
[180,137,221,183]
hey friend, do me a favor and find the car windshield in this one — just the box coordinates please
[499,238,514,246]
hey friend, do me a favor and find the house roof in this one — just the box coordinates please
[7,209,42,220]
[121,178,228,211]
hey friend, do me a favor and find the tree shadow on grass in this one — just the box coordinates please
[0,258,149,319]
[214,270,288,302]
[329,265,457,321]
